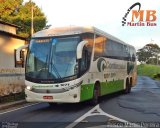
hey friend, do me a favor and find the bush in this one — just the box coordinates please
[138,64,160,79]
[153,73,160,79]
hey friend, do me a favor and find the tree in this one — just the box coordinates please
[0,0,22,19]
[0,0,47,37]
[137,43,160,64]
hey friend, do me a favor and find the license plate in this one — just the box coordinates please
[43,96,53,99]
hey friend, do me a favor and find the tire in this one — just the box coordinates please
[124,79,131,94]
[90,85,99,105]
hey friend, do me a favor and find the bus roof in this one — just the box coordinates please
[32,26,133,47]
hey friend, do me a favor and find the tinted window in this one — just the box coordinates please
[94,35,105,60]
[130,47,136,62]
[80,33,94,74]
[105,39,130,60]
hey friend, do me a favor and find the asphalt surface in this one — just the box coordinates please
[0,76,160,128]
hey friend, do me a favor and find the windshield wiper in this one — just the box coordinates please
[39,55,49,72]
[51,62,62,79]
[50,43,62,80]
[50,61,62,80]
[36,55,49,78]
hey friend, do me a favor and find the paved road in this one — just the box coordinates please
[0,76,160,128]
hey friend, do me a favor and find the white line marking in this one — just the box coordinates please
[66,104,141,128]
[0,103,40,115]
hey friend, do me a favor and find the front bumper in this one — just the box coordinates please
[25,87,80,103]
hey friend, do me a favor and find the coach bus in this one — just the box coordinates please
[25,26,137,105]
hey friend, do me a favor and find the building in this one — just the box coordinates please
[0,20,27,96]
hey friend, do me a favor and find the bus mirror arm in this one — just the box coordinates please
[76,40,88,59]
[16,44,28,61]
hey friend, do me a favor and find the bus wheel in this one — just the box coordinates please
[90,85,99,105]
[124,79,131,94]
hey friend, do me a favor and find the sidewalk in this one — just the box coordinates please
[0,100,26,110]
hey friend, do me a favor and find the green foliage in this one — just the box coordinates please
[136,43,160,64]
[146,58,160,65]
[153,73,160,80]
[138,64,160,79]
[0,0,22,18]
[0,0,47,37]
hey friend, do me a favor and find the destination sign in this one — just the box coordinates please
[34,38,51,43]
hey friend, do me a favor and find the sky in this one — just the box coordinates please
[24,0,160,50]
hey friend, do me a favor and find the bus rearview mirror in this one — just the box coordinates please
[16,44,28,61]
[77,40,88,59]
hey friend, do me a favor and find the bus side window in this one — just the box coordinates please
[105,40,112,57]
[94,35,105,60]
[130,47,136,62]
[123,45,130,60]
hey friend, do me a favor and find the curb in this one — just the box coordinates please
[0,100,26,110]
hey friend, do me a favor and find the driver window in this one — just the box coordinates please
[80,33,94,74]
[80,49,88,72]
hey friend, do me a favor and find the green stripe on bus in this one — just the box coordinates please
[80,80,124,101]
[80,84,94,101]
[100,80,124,96]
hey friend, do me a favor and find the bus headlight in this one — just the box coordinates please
[26,85,32,90]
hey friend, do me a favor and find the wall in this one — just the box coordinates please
[0,23,16,34]
[0,34,26,96]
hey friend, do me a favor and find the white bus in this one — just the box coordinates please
[25,26,137,105]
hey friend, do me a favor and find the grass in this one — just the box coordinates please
[137,64,160,80]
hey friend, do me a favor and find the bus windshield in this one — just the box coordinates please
[26,36,80,81]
